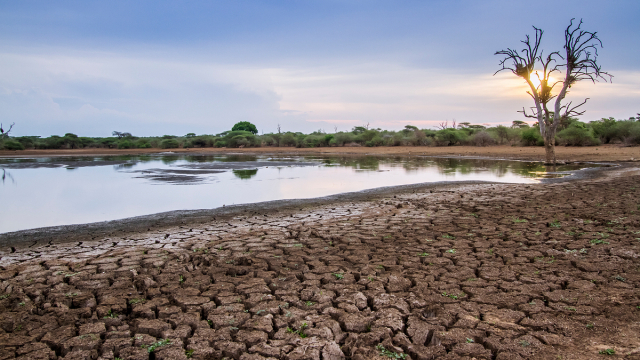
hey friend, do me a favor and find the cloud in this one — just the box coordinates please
[1,47,638,137]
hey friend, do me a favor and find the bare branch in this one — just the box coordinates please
[517,107,539,119]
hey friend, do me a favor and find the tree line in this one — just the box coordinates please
[1,116,639,151]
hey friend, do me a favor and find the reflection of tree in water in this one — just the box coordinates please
[318,156,381,171]
[233,169,258,180]
[2,168,15,184]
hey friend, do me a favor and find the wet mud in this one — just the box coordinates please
[1,166,640,359]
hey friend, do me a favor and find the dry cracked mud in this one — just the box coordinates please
[1,168,640,359]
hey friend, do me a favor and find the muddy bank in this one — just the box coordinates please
[0,163,639,359]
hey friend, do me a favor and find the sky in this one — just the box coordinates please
[1,0,638,137]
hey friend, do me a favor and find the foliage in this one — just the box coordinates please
[557,122,600,146]
[231,121,258,134]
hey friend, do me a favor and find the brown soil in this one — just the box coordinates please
[1,165,640,359]
[2,144,640,162]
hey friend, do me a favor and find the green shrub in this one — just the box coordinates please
[2,139,24,150]
[160,139,180,149]
[435,129,467,146]
[214,140,227,147]
[280,133,297,147]
[117,140,133,149]
[557,123,600,146]
[521,127,544,146]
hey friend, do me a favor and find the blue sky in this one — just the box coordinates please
[1,0,638,137]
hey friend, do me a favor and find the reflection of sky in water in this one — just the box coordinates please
[0,155,592,233]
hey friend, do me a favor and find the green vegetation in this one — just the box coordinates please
[376,344,407,359]
[5,116,640,151]
[142,339,171,353]
[286,323,308,338]
[599,349,615,355]
[333,273,345,280]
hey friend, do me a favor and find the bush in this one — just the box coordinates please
[521,128,544,146]
[160,139,180,149]
[280,133,297,147]
[435,129,467,146]
[471,131,496,146]
[557,123,600,146]
[118,140,133,149]
[333,132,354,146]
[2,139,25,150]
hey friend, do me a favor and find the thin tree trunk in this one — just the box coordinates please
[544,133,556,165]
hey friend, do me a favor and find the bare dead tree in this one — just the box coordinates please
[0,122,15,139]
[277,124,281,134]
[334,126,338,133]
[365,122,369,130]
[495,19,611,164]
[437,121,448,130]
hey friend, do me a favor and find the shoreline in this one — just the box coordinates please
[0,160,621,249]
[2,144,640,162]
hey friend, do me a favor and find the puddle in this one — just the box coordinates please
[0,155,602,233]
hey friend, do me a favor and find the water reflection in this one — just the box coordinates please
[233,169,258,180]
[0,154,604,233]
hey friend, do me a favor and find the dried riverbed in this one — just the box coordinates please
[0,165,640,359]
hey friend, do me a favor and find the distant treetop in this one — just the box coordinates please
[231,121,258,134]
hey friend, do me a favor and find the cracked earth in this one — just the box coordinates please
[1,169,640,360]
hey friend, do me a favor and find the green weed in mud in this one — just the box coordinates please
[185,349,194,358]
[376,344,406,359]
[590,239,609,245]
[305,301,315,307]
[599,349,615,355]
[441,292,465,300]
[286,323,308,338]
[442,234,455,239]
[142,339,171,353]
[333,273,344,280]
[129,298,145,305]
[512,217,528,223]
[549,220,562,228]
[417,252,429,257]
[103,310,118,319]
[445,249,456,254]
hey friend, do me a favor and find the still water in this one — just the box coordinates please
[0,154,594,233]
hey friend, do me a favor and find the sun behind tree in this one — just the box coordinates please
[231,121,258,135]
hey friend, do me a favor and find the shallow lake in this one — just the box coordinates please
[0,154,597,233]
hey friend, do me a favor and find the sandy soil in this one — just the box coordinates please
[2,144,640,162]
[1,163,639,359]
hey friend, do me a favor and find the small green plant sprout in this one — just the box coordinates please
[487,248,494,254]
[417,252,429,257]
[286,323,308,338]
[367,276,375,282]
[142,339,171,353]
[207,319,213,328]
[442,234,455,239]
[129,298,146,305]
[383,235,392,239]
[305,301,315,307]
[333,273,344,280]
[466,338,474,343]
[0,294,9,300]
[441,292,465,300]
[114,358,122,360]
[586,323,594,329]
[596,232,610,239]
[179,275,185,283]
[292,243,304,247]
[564,249,577,254]
[470,213,479,218]
[376,265,385,269]
[18,302,25,306]
[376,344,407,359]
[590,239,610,245]
[445,249,456,254]
[565,307,577,312]
[103,310,118,319]
[519,340,530,347]
[549,220,562,228]
[65,292,78,297]
[614,275,626,282]
[599,349,615,355]
[64,272,80,278]
[185,349,194,358]
[512,217,528,223]
[579,248,588,254]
